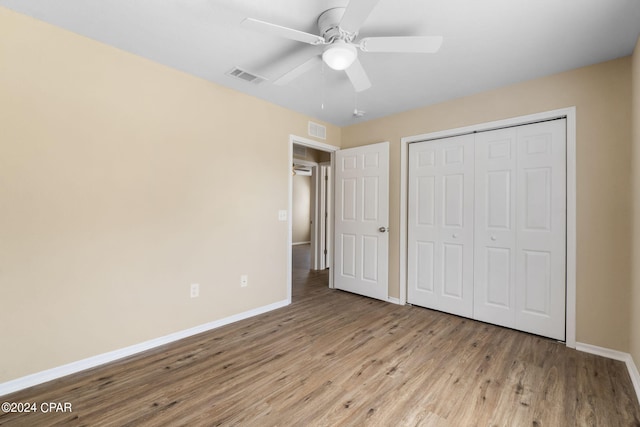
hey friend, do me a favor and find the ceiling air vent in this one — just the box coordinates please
[226,67,266,85]
[308,121,326,140]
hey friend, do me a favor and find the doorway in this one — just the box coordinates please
[288,136,338,303]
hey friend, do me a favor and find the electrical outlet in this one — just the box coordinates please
[278,210,287,221]
[190,283,199,298]
[240,275,248,287]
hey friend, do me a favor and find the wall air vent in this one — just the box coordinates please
[308,121,327,140]
[293,144,307,158]
[226,67,266,85]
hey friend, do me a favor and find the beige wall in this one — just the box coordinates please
[631,36,640,370]
[1,4,637,386]
[292,175,311,243]
[342,57,633,351]
[0,8,340,383]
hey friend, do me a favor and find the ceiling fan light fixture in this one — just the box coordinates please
[322,40,357,70]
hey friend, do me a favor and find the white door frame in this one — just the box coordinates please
[400,107,577,348]
[288,135,339,303]
[318,162,332,270]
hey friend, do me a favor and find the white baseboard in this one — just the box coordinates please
[292,241,311,246]
[0,299,289,397]
[627,355,640,407]
[575,342,629,361]
[576,342,640,405]
[387,297,401,305]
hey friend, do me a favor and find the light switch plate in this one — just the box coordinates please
[278,210,287,221]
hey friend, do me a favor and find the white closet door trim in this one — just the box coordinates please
[400,107,577,348]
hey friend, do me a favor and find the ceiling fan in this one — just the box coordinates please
[241,0,443,92]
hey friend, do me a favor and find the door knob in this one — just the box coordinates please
[452,233,458,238]
[491,235,497,241]
[379,226,388,233]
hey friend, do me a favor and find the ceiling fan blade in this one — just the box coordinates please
[274,55,322,86]
[340,0,382,34]
[345,58,371,92]
[359,36,443,53]
[241,18,325,45]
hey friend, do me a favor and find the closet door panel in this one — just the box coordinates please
[409,146,439,304]
[474,128,517,328]
[515,120,566,340]
[408,135,474,317]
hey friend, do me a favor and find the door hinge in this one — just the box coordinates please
[324,249,328,255]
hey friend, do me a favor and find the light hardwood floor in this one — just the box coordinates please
[1,245,639,426]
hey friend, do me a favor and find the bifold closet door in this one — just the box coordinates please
[407,135,475,317]
[409,119,567,341]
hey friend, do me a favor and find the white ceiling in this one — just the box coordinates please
[2,0,639,126]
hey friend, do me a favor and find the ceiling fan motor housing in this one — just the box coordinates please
[317,8,355,42]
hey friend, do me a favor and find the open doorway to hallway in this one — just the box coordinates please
[291,244,330,300]
[291,143,331,300]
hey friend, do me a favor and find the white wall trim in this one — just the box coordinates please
[399,107,577,347]
[0,299,289,397]
[387,297,401,305]
[292,241,311,246]
[399,138,408,306]
[576,342,631,361]
[629,357,640,406]
[576,342,640,406]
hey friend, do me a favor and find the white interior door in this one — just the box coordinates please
[474,127,518,328]
[408,135,475,317]
[515,120,566,340]
[334,142,389,301]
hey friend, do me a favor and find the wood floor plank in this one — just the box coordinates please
[1,245,639,426]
